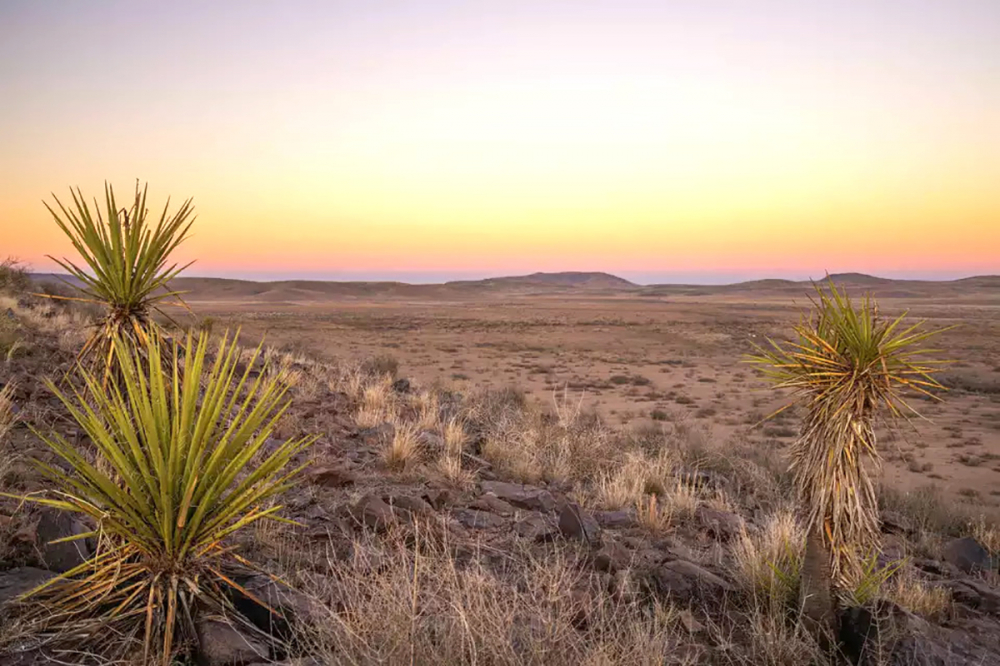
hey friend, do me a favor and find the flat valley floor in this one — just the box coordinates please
[186,285,1000,506]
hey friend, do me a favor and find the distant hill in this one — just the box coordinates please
[823,272,893,285]
[30,271,1000,304]
[447,271,636,290]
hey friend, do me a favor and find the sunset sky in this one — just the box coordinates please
[1,1,997,284]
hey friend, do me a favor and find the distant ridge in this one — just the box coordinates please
[30,271,1000,303]
[447,271,636,290]
[823,272,892,285]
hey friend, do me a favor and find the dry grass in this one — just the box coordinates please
[884,570,952,620]
[723,610,823,666]
[382,422,422,470]
[416,390,441,430]
[590,450,674,510]
[0,382,15,442]
[970,515,1000,554]
[342,367,368,401]
[635,494,674,532]
[443,417,467,456]
[434,454,475,490]
[292,527,696,666]
[732,508,804,615]
[354,374,397,427]
[668,473,702,521]
[880,483,1000,545]
[474,391,622,486]
[0,382,16,485]
[0,296,91,358]
[593,463,646,510]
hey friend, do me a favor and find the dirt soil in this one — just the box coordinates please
[184,277,1000,506]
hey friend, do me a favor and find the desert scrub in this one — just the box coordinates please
[0,257,30,294]
[43,182,195,377]
[733,508,805,616]
[4,331,315,665]
[294,529,690,666]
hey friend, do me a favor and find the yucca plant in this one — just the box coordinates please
[43,182,195,376]
[747,280,950,629]
[7,331,315,664]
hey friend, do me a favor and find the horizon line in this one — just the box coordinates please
[32,269,1000,289]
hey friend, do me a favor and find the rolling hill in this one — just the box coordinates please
[30,271,1000,304]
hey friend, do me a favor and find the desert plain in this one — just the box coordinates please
[176,271,1000,505]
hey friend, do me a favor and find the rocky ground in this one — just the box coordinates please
[3,295,1000,665]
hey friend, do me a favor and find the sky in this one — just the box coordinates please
[1,0,998,284]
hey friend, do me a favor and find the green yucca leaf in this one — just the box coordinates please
[42,182,196,379]
[10,330,316,665]
[745,279,952,590]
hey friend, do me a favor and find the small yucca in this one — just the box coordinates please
[43,182,195,375]
[747,280,950,621]
[10,331,315,664]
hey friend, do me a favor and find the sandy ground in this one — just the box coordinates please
[184,287,1000,505]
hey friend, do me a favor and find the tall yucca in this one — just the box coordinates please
[43,182,195,373]
[747,281,950,624]
[10,331,315,664]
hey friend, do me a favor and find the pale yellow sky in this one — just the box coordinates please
[2,1,998,282]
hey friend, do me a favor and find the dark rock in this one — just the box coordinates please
[349,495,396,531]
[594,510,634,528]
[196,618,267,666]
[839,605,877,666]
[4,308,15,321]
[650,559,732,604]
[695,506,744,542]
[391,378,411,394]
[677,609,705,634]
[423,488,454,510]
[416,430,445,450]
[514,515,558,542]
[652,536,698,564]
[880,510,914,536]
[0,567,55,607]
[307,463,356,488]
[558,503,601,545]
[388,495,433,517]
[883,604,970,666]
[945,578,1000,614]
[879,534,908,569]
[357,422,395,444]
[35,509,90,572]
[942,537,991,574]
[480,480,556,512]
[593,541,631,573]
[301,503,328,522]
[453,508,506,530]
[470,493,515,516]
[913,557,961,578]
[232,575,315,640]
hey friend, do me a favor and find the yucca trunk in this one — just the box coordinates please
[792,404,881,642]
[801,523,836,641]
[794,408,881,588]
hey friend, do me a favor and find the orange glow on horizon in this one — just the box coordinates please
[2,2,998,281]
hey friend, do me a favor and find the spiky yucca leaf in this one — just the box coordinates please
[43,182,195,376]
[9,331,315,664]
[747,280,951,589]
